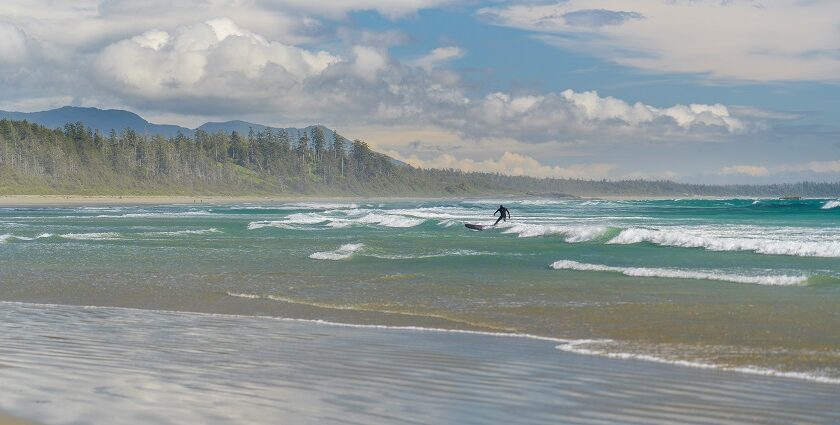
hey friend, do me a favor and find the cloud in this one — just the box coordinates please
[389,150,619,179]
[561,9,644,28]
[446,89,752,144]
[0,23,30,64]
[477,0,840,81]
[94,19,339,102]
[410,46,464,71]
[720,160,840,177]
[779,160,840,174]
[719,165,770,176]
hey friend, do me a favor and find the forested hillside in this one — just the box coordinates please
[1,119,839,197]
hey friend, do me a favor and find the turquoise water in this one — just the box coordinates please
[1,198,839,382]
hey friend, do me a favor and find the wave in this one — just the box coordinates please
[248,212,426,230]
[370,249,496,260]
[142,228,221,236]
[355,213,425,228]
[0,233,53,243]
[822,200,840,210]
[500,223,610,242]
[309,243,365,260]
[59,232,122,240]
[555,340,840,385]
[283,202,360,210]
[224,292,517,330]
[550,260,809,286]
[95,211,215,218]
[608,227,840,258]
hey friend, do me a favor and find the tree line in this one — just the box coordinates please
[1,118,838,197]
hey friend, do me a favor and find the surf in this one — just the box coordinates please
[550,259,811,286]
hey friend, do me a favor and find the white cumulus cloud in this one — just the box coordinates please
[719,165,770,176]
[390,151,618,179]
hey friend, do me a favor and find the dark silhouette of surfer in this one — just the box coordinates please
[493,205,510,226]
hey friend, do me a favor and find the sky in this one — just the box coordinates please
[0,0,838,183]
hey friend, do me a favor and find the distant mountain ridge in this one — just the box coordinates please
[0,106,339,144]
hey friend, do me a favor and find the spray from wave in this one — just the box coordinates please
[550,260,809,286]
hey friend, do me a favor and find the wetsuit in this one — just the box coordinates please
[493,206,510,226]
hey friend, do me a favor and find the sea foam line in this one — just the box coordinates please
[555,340,840,385]
[608,227,840,258]
[550,260,809,286]
[4,300,837,385]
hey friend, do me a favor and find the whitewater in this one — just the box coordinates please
[1,198,839,388]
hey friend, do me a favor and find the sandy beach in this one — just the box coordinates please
[1,302,838,425]
[0,414,35,425]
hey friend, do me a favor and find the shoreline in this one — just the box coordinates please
[0,414,35,425]
[2,301,838,424]
[0,194,797,207]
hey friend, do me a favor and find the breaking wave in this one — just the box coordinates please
[550,260,810,286]
[500,223,611,242]
[59,232,122,240]
[0,233,53,243]
[142,228,222,236]
[95,211,215,218]
[248,212,425,230]
[822,200,840,210]
[370,250,496,260]
[608,227,840,258]
[309,243,365,260]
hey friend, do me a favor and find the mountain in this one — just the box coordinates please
[0,106,192,138]
[0,106,351,150]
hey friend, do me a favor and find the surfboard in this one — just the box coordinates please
[465,223,486,231]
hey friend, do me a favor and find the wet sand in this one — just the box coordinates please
[1,302,838,425]
[0,414,35,425]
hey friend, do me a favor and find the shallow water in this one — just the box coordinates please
[1,198,839,383]
[2,302,839,425]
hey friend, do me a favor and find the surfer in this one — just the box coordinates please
[493,205,510,226]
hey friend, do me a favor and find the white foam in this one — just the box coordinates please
[283,202,359,210]
[59,232,122,240]
[96,211,215,218]
[0,233,53,243]
[144,228,222,236]
[550,260,809,286]
[355,213,425,228]
[370,250,496,260]
[309,243,365,260]
[500,223,608,242]
[608,227,840,258]
[283,213,331,224]
[555,340,840,385]
[822,200,840,210]
[226,292,262,299]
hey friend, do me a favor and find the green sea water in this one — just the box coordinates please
[1,198,839,382]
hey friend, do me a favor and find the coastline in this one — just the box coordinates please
[2,301,838,425]
[0,414,35,425]
[0,193,770,207]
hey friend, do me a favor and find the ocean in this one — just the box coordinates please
[1,198,839,422]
